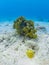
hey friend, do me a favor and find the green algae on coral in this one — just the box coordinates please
[13,16,37,39]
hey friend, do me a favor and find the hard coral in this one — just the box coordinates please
[13,16,37,39]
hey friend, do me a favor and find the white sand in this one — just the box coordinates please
[0,21,49,65]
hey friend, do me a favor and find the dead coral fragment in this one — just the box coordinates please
[13,16,37,39]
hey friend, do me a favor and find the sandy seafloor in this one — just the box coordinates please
[0,21,49,65]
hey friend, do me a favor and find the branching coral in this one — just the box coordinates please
[13,16,37,39]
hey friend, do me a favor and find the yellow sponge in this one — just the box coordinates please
[26,49,35,59]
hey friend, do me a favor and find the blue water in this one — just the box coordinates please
[0,0,49,21]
